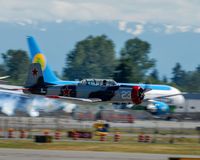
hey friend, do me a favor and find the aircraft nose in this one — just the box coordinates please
[174,95,185,106]
[170,86,185,106]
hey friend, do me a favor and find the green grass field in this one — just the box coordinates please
[0,139,199,155]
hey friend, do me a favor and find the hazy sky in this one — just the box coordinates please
[0,0,200,79]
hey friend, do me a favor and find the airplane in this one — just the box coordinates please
[0,36,185,117]
[116,83,185,116]
[0,36,146,106]
[0,36,147,116]
[22,63,145,105]
[28,36,185,115]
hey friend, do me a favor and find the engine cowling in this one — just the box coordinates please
[146,101,170,115]
[131,86,145,104]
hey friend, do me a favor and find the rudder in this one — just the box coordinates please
[27,36,60,84]
[25,63,45,88]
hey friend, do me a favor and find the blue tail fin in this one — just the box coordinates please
[27,36,60,84]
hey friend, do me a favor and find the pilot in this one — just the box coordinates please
[103,80,107,86]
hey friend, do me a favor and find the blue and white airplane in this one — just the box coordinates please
[0,36,185,116]
[27,36,185,116]
[118,83,185,116]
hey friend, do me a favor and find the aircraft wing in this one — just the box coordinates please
[0,76,10,80]
[46,95,102,105]
[0,84,102,105]
[0,90,102,105]
[0,84,24,91]
[143,93,184,101]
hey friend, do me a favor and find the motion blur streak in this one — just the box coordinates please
[0,93,76,117]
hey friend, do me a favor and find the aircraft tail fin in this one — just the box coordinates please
[25,63,45,88]
[27,36,60,84]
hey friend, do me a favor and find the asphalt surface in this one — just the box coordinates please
[0,148,200,160]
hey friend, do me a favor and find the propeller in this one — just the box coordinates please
[138,87,145,101]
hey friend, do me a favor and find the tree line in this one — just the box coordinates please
[0,35,199,92]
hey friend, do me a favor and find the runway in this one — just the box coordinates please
[0,148,200,160]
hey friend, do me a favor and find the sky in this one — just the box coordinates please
[0,0,200,80]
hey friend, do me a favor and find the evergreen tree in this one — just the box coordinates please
[196,65,200,73]
[2,49,30,85]
[184,65,200,92]
[162,75,168,84]
[0,64,6,76]
[63,35,116,80]
[171,63,186,87]
[114,38,155,83]
[145,69,160,84]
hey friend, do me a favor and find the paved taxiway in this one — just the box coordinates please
[0,148,200,160]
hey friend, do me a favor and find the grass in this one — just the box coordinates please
[110,127,199,135]
[0,139,199,155]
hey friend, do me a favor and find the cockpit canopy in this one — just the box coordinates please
[80,79,117,86]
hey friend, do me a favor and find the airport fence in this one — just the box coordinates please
[0,116,199,144]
